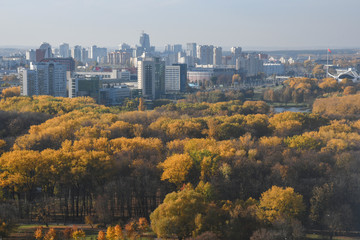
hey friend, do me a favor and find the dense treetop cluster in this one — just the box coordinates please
[0,89,360,239]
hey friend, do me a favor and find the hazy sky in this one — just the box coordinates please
[1,0,359,50]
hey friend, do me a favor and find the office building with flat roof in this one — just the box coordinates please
[100,85,130,105]
[138,57,165,99]
[69,76,102,103]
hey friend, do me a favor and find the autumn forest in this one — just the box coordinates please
[0,78,360,239]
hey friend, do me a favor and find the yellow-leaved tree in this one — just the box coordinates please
[1,86,20,98]
[257,186,305,223]
[97,230,105,240]
[159,153,193,187]
[150,185,207,239]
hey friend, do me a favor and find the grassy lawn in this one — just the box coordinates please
[7,224,155,240]
[11,225,360,240]
[307,234,360,240]
[7,224,103,240]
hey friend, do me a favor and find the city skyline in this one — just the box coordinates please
[1,0,360,50]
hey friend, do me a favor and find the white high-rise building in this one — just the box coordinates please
[231,47,242,65]
[20,69,36,96]
[59,43,70,58]
[165,65,181,93]
[197,45,214,65]
[21,62,67,97]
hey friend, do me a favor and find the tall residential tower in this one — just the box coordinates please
[137,57,165,99]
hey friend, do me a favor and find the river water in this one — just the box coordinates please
[273,106,311,113]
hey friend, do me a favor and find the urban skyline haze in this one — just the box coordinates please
[1,0,360,50]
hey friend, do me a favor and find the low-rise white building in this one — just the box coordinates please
[74,69,130,80]
[263,63,285,76]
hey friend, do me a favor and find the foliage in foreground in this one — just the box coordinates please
[150,184,306,239]
[0,94,360,239]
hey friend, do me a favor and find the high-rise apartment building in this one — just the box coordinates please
[107,50,132,66]
[165,66,180,93]
[231,47,242,65]
[164,44,182,54]
[236,54,263,77]
[173,44,182,53]
[213,47,222,66]
[21,62,67,97]
[138,57,165,99]
[90,45,108,62]
[26,49,36,62]
[172,63,187,92]
[81,48,89,62]
[197,45,214,65]
[90,45,97,60]
[165,44,172,53]
[165,63,187,93]
[186,43,197,57]
[59,43,70,58]
[71,45,82,62]
[20,69,36,96]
